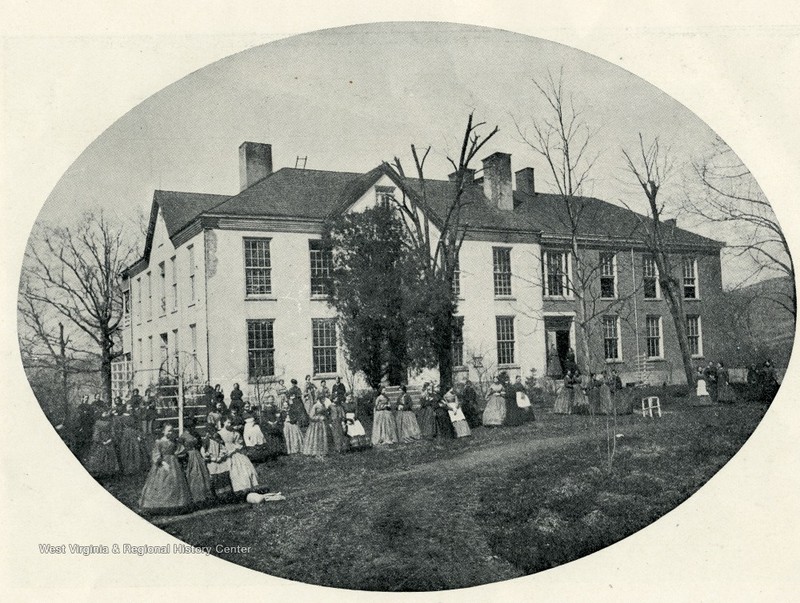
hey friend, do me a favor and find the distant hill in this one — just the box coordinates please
[716,276,795,368]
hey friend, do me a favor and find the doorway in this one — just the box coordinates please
[544,315,574,377]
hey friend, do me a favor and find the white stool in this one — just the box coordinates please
[641,396,662,418]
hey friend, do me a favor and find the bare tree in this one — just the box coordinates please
[20,211,136,403]
[621,134,696,386]
[382,112,498,392]
[514,70,605,373]
[689,138,795,318]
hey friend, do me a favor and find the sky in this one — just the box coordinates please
[33,22,776,287]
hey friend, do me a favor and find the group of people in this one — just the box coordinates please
[696,359,779,404]
[551,369,625,415]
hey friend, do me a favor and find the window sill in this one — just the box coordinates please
[691,354,705,360]
[683,297,701,302]
[310,295,329,301]
[171,310,178,315]
[312,373,339,380]
[643,297,663,302]
[187,303,196,309]
[647,357,665,362]
[605,358,624,364]
[495,296,517,301]
[543,296,575,301]
[245,296,277,302]
[497,363,520,370]
[599,296,617,301]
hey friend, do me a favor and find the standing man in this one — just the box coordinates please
[460,379,481,428]
[332,376,347,404]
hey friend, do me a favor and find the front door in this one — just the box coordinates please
[545,315,574,378]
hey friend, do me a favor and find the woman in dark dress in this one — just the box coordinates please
[83,408,120,478]
[716,361,736,403]
[502,376,526,426]
[415,382,437,439]
[260,396,287,457]
[432,386,455,439]
[328,397,350,453]
[114,403,143,475]
[229,383,244,413]
[179,417,214,507]
[139,423,193,515]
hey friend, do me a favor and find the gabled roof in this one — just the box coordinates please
[127,161,722,277]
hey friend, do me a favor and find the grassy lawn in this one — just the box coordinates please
[99,396,768,591]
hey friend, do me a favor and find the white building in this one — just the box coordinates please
[120,142,546,398]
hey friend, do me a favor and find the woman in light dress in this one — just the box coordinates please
[204,431,234,501]
[482,376,507,426]
[302,397,330,456]
[696,367,709,397]
[371,387,398,445]
[396,385,422,443]
[444,388,471,438]
[553,370,575,414]
[217,418,259,493]
[343,393,369,450]
[139,423,193,515]
[282,399,305,455]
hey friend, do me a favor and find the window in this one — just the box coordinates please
[123,290,130,314]
[687,315,703,357]
[146,272,152,320]
[643,256,660,299]
[137,338,143,368]
[189,324,197,376]
[159,333,169,371]
[600,253,617,299]
[247,320,275,379]
[148,335,154,368]
[172,329,179,366]
[170,256,177,311]
[135,277,141,323]
[683,258,698,299]
[493,247,512,297]
[158,262,166,315]
[311,318,337,375]
[603,316,621,361]
[646,316,662,359]
[309,239,332,296]
[244,238,272,296]
[187,244,196,304]
[452,316,464,367]
[496,316,515,365]
[452,255,461,298]
[543,250,571,297]
[375,185,396,206]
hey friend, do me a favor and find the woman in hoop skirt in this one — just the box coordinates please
[179,416,214,507]
[139,423,193,515]
[482,376,507,426]
[371,386,398,446]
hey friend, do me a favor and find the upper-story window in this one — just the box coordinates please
[452,254,461,298]
[146,272,152,321]
[309,239,332,296]
[683,258,699,299]
[170,256,177,311]
[187,244,196,304]
[493,247,512,297]
[599,252,617,299]
[375,185,396,206]
[134,277,141,323]
[452,316,464,367]
[643,256,660,299]
[244,238,272,296]
[158,261,166,315]
[543,250,571,297]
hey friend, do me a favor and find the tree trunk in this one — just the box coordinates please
[660,271,696,386]
[59,323,69,425]
[101,333,113,404]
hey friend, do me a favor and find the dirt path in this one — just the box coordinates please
[154,418,651,527]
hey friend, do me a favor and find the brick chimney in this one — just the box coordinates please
[239,142,273,191]
[482,152,513,211]
[516,167,535,196]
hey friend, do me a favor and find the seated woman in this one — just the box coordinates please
[204,431,234,502]
[139,423,193,515]
[443,388,471,438]
[371,386,398,446]
[242,412,271,464]
[342,393,369,450]
[218,418,259,494]
[396,385,422,443]
[302,396,330,457]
